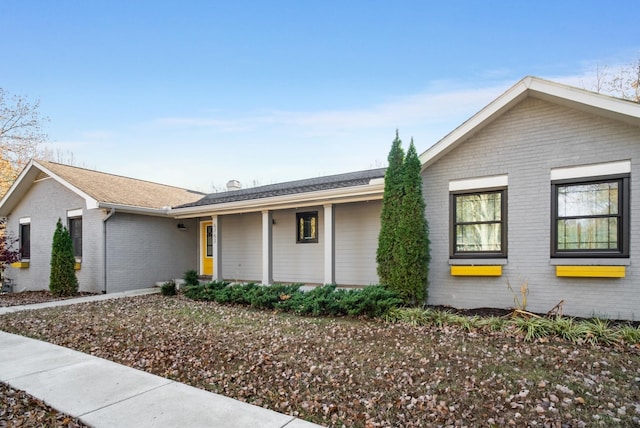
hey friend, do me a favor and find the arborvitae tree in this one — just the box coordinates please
[49,218,78,296]
[390,140,430,304]
[376,130,405,286]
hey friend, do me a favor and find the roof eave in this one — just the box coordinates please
[34,160,100,209]
[419,76,640,170]
[97,202,170,217]
[169,181,384,218]
[0,160,100,216]
[0,160,38,217]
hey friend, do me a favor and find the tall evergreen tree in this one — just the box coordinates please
[391,140,430,304]
[376,130,405,286]
[49,218,78,296]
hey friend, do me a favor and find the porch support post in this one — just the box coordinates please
[212,215,222,281]
[323,204,335,285]
[262,210,273,285]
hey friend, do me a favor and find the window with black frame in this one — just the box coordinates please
[296,211,318,243]
[552,175,629,257]
[68,217,82,258]
[451,189,507,258]
[19,223,31,259]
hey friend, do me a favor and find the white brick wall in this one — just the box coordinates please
[424,97,640,320]
[6,178,99,292]
[105,214,198,293]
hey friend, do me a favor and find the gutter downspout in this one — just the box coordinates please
[102,208,116,294]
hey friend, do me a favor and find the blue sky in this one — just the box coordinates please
[2,1,639,192]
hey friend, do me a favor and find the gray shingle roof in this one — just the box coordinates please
[178,168,386,208]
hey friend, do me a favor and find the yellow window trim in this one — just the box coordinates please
[11,261,30,269]
[451,265,502,276]
[556,265,625,278]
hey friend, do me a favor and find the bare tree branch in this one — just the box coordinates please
[0,88,49,195]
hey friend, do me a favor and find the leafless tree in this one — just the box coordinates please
[589,58,640,102]
[0,88,49,195]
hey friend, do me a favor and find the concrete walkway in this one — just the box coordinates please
[0,290,324,428]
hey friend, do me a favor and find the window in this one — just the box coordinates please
[19,223,31,260]
[68,217,82,258]
[451,189,507,257]
[296,212,318,243]
[206,225,213,257]
[552,175,629,257]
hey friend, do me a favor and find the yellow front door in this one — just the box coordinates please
[201,221,213,275]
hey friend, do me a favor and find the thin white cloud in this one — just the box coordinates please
[151,82,512,137]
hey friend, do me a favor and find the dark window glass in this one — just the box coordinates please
[69,217,82,258]
[296,212,318,243]
[20,223,30,259]
[206,225,213,257]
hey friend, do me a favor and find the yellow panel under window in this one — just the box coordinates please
[451,265,502,276]
[74,262,81,271]
[10,261,29,269]
[556,266,625,278]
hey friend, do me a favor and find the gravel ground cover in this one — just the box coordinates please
[1,293,639,427]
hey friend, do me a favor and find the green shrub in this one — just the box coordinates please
[49,219,78,297]
[183,282,402,318]
[276,284,341,316]
[161,280,177,296]
[183,280,229,300]
[183,270,199,286]
[248,283,301,309]
[274,285,402,317]
[340,286,404,317]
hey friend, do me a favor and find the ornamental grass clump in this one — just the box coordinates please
[617,324,640,344]
[583,318,619,346]
[550,316,590,343]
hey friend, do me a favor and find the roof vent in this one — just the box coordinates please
[226,180,242,191]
